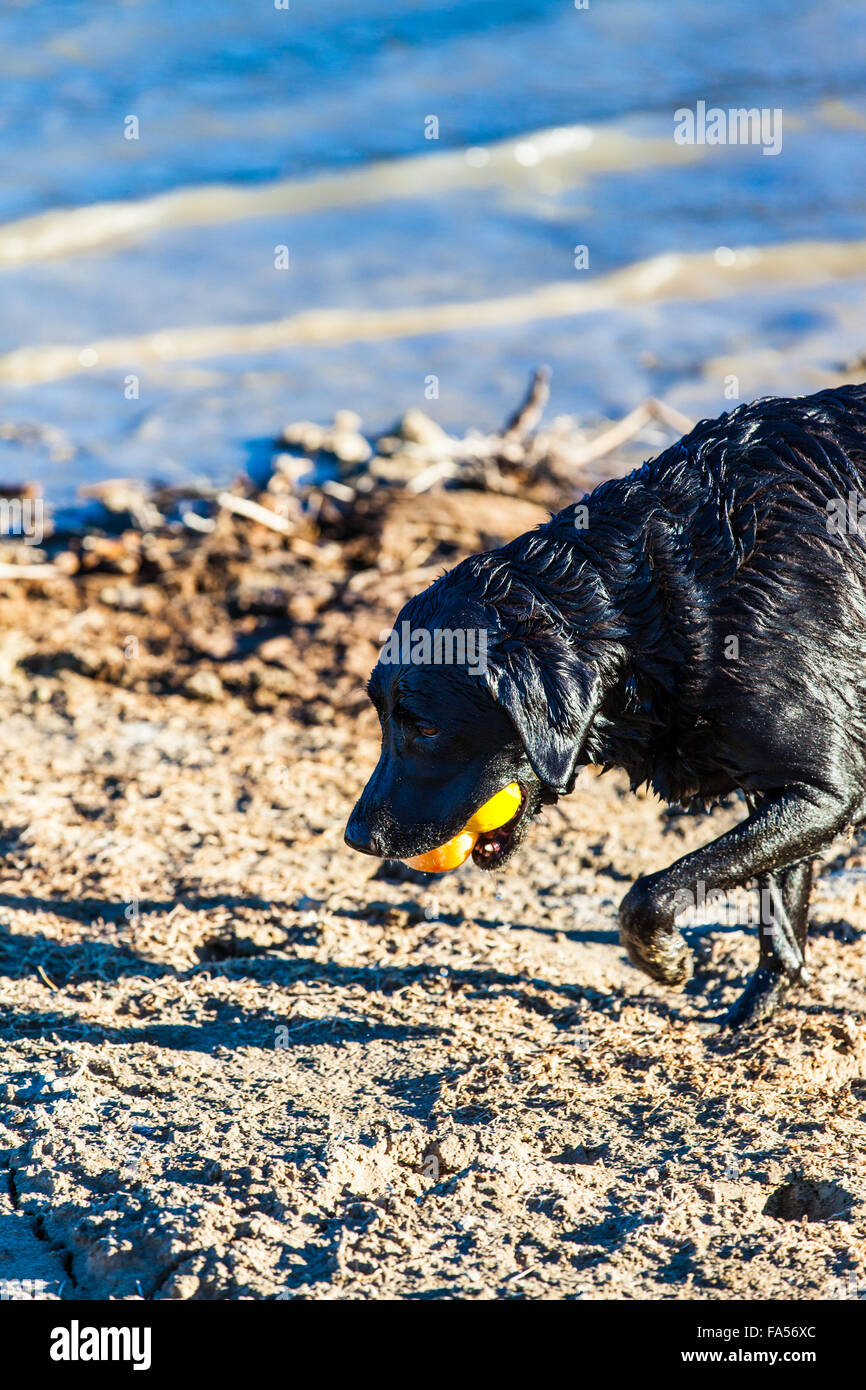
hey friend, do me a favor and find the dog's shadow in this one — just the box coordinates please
[2,893,858,1053]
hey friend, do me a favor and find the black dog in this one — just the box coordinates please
[346,385,866,1027]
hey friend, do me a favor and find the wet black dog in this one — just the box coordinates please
[346,385,866,1026]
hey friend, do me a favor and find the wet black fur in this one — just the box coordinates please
[347,385,866,1026]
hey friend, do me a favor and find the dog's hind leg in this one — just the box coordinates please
[722,857,814,1029]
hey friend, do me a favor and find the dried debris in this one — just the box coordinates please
[0,373,694,718]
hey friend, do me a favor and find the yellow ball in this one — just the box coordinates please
[464,782,522,835]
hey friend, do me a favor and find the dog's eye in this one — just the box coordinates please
[416,724,439,739]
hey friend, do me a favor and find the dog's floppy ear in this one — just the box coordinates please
[485,635,600,793]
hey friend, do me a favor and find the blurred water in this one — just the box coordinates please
[0,0,865,504]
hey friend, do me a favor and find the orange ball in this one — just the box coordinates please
[405,831,476,874]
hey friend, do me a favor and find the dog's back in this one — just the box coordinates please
[516,384,866,808]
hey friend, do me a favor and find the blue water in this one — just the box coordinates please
[1,0,865,504]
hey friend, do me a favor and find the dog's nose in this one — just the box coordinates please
[344,808,383,857]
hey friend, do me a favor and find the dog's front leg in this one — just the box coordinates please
[619,784,848,999]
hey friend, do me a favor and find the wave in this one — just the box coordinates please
[2,100,861,274]
[0,120,707,267]
[2,238,865,385]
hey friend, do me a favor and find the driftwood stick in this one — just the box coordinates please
[406,460,460,495]
[570,397,695,468]
[217,491,291,534]
[569,401,653,466]
[502,365,551,439]
[0,563,59,580]
[648,396,696,436]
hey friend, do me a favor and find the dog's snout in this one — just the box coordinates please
[345,805,383,857]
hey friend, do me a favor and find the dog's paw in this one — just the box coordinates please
[622,927,694,988]
[618,880,694,988]
[720,967,792,1030]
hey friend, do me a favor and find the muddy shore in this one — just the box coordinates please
[0,389,864,1300]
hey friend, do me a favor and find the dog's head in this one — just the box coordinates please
[345,558,602,870]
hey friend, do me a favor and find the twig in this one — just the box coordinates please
[503,366,551,439]
[649,397,695,435]
[217,491,291,534]
[570,397,695,468]
[406,460,460,494]
[504,1262,543,1283]
[181,511,216,534]
[0,563,59,580]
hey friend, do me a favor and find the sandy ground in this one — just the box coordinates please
[1,411,865,1301]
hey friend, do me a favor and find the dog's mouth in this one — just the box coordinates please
[471,782,529,870]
